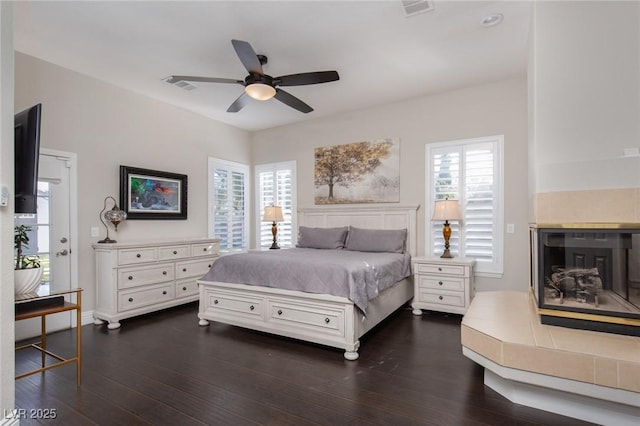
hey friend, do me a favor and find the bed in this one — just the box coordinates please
[197,205,418,360]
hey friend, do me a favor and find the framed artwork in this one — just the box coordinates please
[314,138,400,204]
[119,166,187,220]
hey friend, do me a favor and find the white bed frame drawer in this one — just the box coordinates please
[202,290,263,321]
[118,283,175,312]
[268,300,345,336]
[118,263,174,289]
[417,275,465,291]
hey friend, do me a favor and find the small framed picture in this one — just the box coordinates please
[119,166,187,220]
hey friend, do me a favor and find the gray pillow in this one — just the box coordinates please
[296,226,349,249]
[345,227,407,253]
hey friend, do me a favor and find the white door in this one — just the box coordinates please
[15,150,77,340]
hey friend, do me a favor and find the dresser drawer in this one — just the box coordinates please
[175,279,199,298]
[418,290,465,308]
[118,263,174,290]
[118,247,157,265]
[191,242,219,258]
[118,283,175,312]
[158,245,190,260]
[176,258,216,279]
[268,300,344,336]
[417,275,465,291]
[414,263,466,276]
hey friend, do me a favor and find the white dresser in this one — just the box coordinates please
[411,257,475,315]
[93,238,219,329]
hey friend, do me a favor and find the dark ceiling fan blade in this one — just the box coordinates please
[231,39,263,75]
[274,89,313,113]
[227,92,251,113]
[168,76,244,85]
[276,71,339,87]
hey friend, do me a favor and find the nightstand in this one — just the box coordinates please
[411,257,475,315]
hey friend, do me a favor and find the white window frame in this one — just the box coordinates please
[208,157,250,252]
[254,161,297,249]
[425,135,504,277]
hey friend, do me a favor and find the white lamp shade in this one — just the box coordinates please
[263,205,284,222]
[431,199,462,221]
[245,83,276,101]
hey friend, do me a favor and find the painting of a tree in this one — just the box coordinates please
[314,138,400,204]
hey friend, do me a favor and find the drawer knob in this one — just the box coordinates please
[439,281,443,286]
[128,297,133,302]
[203,248,208,252]
[183,268,187,272]
[173,250,178,255]
[439,296,444,300]
[438,267,442,271]
[163,271,167,275]
[128,275,133,280]
[183,286,187,291]
[208,264,212,268]
[162,291,167,295]
[136,253,141,258]
[249,305,255,311]
[324,318,330,324]
[213,299,219,305]
[277,309,283,315]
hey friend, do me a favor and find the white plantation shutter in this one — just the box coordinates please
[427,136,503,276]
[256,161,296,248]
[209,158,249,251]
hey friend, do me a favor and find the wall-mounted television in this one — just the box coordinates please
[14,103,42,214]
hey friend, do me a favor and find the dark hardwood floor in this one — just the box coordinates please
[15,303,594,425]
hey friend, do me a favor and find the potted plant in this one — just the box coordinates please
[14,224,43,295]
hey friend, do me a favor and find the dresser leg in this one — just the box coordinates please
[343,350,359,361]
[107,321,121,330]
[412,308,423,316]
[198,318,210,326]
[93,318,105,325]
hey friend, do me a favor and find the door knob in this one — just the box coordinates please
[60,237,68,243]
[56,249,69,257]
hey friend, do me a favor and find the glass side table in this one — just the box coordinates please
[15,287,82,386]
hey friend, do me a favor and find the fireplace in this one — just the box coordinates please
[530,225,640,336]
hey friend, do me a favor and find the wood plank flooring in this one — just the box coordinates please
[14,303,595,425]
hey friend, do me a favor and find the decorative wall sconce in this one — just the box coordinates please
[98,196,127,244]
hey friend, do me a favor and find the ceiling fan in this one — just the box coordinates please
[168,39,340,114]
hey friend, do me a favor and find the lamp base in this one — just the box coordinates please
[269,243,280,250]
[440,249,452,259]
[97,237,117,244]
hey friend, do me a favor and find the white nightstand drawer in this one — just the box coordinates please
[158,245,190,260]
[417,275,465,291]
[118,283,175,312]
[118,263,174,289]
[118,247,157,265]
[419,290,465,308]
[414,263,465,276]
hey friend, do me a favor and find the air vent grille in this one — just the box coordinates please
[163,76,197,91]
[402,0,434,17]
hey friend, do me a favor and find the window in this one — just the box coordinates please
[425,136,504,276]
[255,161,297,249]
[208,158,249,251]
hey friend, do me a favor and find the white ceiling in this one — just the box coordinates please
[15,1,531,132]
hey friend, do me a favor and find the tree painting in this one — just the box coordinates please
[314,138,400,204]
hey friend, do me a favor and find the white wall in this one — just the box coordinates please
[0,0,15,415]
[252,77,530,292]
[14,53,251,312]
[531,0,640,194]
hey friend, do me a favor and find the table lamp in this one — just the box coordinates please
[263,205,284,249]
[431,198,462,258]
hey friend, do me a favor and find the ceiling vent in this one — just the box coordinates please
[163,76,197,91]
[401,0,434,17]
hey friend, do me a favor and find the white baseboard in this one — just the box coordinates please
[463,347,640,426]
[81,310,95,327]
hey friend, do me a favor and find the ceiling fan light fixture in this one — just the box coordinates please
[245,83,276,101]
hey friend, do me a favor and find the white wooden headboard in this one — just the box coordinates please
[298,205,419,257]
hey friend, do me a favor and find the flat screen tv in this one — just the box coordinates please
[14,103,42,214]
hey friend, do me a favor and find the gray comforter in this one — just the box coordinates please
[200,248,412,312]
